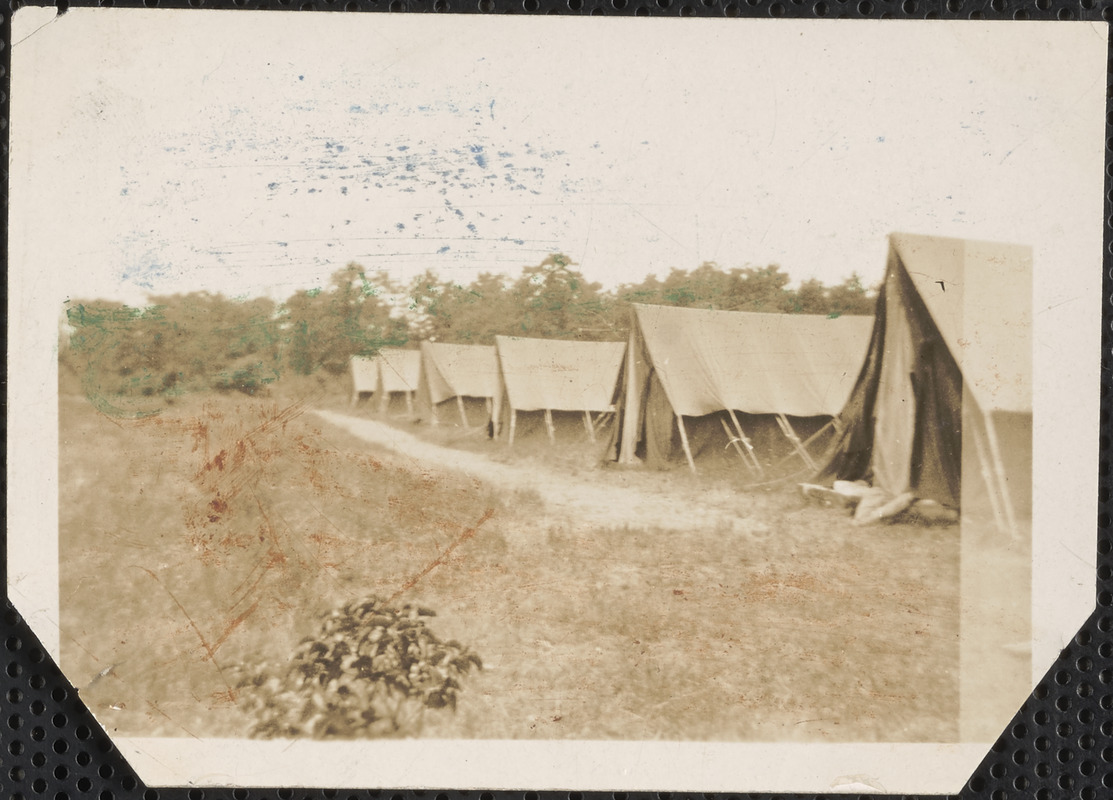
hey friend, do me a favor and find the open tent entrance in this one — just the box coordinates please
[813,232,1033,538]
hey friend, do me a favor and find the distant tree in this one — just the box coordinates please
[146,291,282,393]
[826,272,877,316]
[787,278,829,315]
[722,265,793,312]
[280,264,407,376]
[64,300,168,410]
[508,254,612,340]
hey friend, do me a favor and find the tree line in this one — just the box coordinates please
[60,254,877,404]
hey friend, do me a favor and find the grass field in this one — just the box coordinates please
[59,388,960,743]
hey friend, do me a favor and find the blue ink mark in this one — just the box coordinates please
[341,186,348,195]
[466,222,478,234]
[437,245,451,254]
[350,105,365,113]
[489,99,496,120]
[876,136,885,143]
[120,188,129,196]
[277,242,288,247]
[396,223,405,231]
[454,209,464,218]
[298,75,305,81]
[308,188,318,194]
[397,145,409,151]
[470,144,488,169]
[267,182,280,190]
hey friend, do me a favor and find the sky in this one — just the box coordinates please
[10,10,1108,306]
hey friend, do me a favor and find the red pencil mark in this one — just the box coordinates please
[138,567,234,695]
[211,599,261,656]
[388,507,495,603]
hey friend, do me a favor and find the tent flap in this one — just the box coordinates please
[631,304,873,418]
[495,336,625,412]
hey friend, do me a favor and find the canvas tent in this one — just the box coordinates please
[349,355,380,407]
[348,349,421,417]
[491,335,626,445]
[415,341,499,428]
[813,232,1033,536]
[608,304,873,475]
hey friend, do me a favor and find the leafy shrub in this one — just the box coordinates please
[237,596,482,739]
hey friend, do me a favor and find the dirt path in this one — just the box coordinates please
[313,410,767,538]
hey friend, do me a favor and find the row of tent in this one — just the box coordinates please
[349,232,1033,534]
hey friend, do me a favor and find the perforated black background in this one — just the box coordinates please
[3,1,1112,798]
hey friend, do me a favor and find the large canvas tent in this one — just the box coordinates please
[415,341,499,428]
[608,304,873,475]
[491,335,626,445]
[813,232,1033,536]
[348,349,421,417]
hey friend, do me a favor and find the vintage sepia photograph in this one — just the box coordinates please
[7,9,1106,793]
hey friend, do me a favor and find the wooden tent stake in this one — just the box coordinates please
[583,410,596,442]
[456,394,469,428]
[544,409,557,445]
[967,410,1008,535]
[508,408,517,447]
[983,412,1020,539]
[725,408,764,476]
[776,413,818,472]
[675,412,697,475]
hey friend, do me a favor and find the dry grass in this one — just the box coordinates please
[60,389,958,743]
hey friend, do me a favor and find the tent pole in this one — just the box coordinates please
[967,409,1008,535]
[675,412,697,475]
[726,408,764,476]
[544,409,557,445]
[776,413,818,472]
[583,410,596,442]
[771,419,836,470]
[456,394,469,428]
[719,417,755,472]
[983,411,1020,539]
[406,391,415,418]
[508,408,517,447]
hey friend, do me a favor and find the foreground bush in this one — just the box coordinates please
[237,597,482,739]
